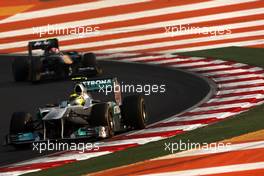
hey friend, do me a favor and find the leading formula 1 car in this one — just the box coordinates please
[12,38,102,83]
[5,77,147,147]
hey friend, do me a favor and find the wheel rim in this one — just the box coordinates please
[142,102,147,122]
[108,112,114,130]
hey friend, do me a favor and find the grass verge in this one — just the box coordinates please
[24,46,264,176]
[179,46,264,67]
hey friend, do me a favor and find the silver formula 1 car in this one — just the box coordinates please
[5,77,147,147]
[12,38,102,83]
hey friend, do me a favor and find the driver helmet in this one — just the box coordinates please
[74,84,90,98]
[69,93,85,106]
[50,47,60,54]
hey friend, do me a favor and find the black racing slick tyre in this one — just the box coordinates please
[82,53,102,75]
[10,112,34,135]
[82,53,96,67]
[30,57,42,83]
[90,103,114,137]
[122,95,147,129]
[12,57,29,82]
[56,63,68,80]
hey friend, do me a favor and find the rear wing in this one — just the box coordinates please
[28,38,59,55]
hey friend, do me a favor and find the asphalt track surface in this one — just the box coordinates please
[0,55,209,166]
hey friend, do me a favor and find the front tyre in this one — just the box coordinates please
[90,103,114,137]
[10,112,34,135]
[121,95,147,129]
[9,112,34,148]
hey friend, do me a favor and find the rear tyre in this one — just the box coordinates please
[82,53,96,66]
[12,57,29,82]
[56,64,68,80]
[10,112,33,135]
[90,103,114,137]
[82,53,102,75]
[30,57,42,83]
[121,95,147,129]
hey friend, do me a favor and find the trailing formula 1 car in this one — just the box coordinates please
[12,38,102,83]
[5,77,147,147]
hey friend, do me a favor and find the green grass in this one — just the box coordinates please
[178,46,264,67]
[24,46,264,176]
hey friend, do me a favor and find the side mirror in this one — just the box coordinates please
[59,101,68,108]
